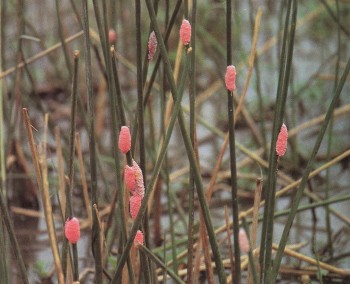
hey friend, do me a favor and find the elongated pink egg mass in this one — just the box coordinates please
[276,123,288,157]
[65,217,80,244]
[118,126,131,154]
[179,19,191,46]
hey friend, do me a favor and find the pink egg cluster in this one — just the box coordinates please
[109,29,117,44]
[118,126,131,154]
[65,217,80,244]
[126,160,145,220]
[276,123,288,157]
[133,230,144,248]
[225,65,237,92]
[179,19,191,46]
[148,31,157,61]
[238,228,250,254]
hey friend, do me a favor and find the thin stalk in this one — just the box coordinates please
[0,0,8,281]
[61,51,80,278]
[325,0,341,261]
[271,56,350,282]
[187,0,197,282]
[55,128,66,218]
[247,178,263,284]
[241,218,258,284]
[248,0,267,155]
[260,0,297,282]
[166,162,178,274]
[225,207,235,280]
[82,0,102,281]
[139,245,186,284]
[69,51,80,281]
[55,0,72,78]
[40,114,64,284]
[111,49,133,166]
[75,133,92,227]
[134,1,151,281]
[226,0,241,282]
[22,109,56,284]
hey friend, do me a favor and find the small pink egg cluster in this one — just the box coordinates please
[180,19,191,46]
[133,230,144,248]
[148,31,157,61]
[65,217,80,244]
[276,123,288,157]
[118,126,131,154]
[238,228,250,254]
[124,160,145,220]
[225,65,237,92]
[109,29,117,45]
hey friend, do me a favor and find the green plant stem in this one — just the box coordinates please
[242,218,258,284]
[226,1,241,283]
[69,51,80,281]
[187,0,197,282]
[82,0,102,282]
[61,51,80,279]
[325,0,341,261]
[166,163,178,274]
[0,1,7,281]
[260,0,297,282]
[135,0,151,282]
[55,0,72,78]
[140,245,186,284]
[271,56,350,282]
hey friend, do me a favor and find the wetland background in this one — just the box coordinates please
[0,0,350,283]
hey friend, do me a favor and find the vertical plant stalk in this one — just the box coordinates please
[0,0,8,280]
[241,217,258,284]
[69,51,80,281]
[260,0,296,282]
[225,207,235,280]
[247,178,263,284]
[134,1,151,281]
[82,1,102,281]
[271,56,350,283]
[61,51,80,279]
[75,133,93,227]
[55,127,66,217]
[55,0,72,78]
[165,154,178,275]
[187,0,197,282]
[23,110,63,284]
[325,0,341,260]
[226,0,241,282]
